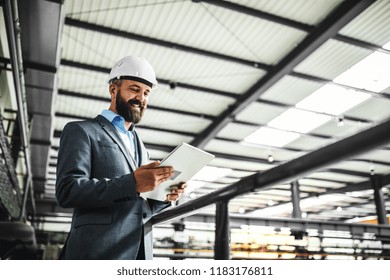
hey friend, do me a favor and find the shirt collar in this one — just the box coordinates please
[100,109,135,132]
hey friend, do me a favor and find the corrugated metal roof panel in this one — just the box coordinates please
[230,199,267,208]
[218,177,240,185]
[286,134,334,150]
[329,160,390,175]
[152,49,266,94]
[253,193,292,202]
[59,65,236,119]
[238,192,280,201]
[230,0,343,26]
[205,139,302,162]
[62,26,266,94]
[355,149,390,164]
[229,170,256,178]
[235,102,286,124]
[136,128,193,148]
[206,139,269,160]
[308,171,366,184]
[262,189,292,197]
[339,0,390,46]
[345,97,390,122]
[293,39,372,79]
[311,118,371,138]
[55,95,106,118]
[192,4,307,65]
[261,75,323,105]
[298,186,326,194]
[216,122,258,141]
[148,85,236,117]
[140,110,212,134]
[210,157,273,172]
[299,178,344,189]
[62,26,113,67]
[58,65,108,98]
[65,0,307,65]
[308,214,340,220]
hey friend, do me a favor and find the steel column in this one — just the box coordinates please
[291,181,302,218]
[371,175,388,225]
[214,200,230,260]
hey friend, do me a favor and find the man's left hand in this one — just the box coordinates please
[166,182,187,202]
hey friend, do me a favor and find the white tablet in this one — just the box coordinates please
[141,143,215,201]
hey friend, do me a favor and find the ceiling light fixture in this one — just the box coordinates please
[370,165,375,176]
[337,116,344,127]
[268,153,274,163]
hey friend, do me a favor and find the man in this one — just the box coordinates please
[56,56,186,260]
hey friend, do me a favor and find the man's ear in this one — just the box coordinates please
[109,84,116,96]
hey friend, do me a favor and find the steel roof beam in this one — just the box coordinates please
[196,0,315,32]
[335,34,390,55]
[57,89,215,120]
[64,17,270,71]
[191,0,376,148]
[60,59,237,99]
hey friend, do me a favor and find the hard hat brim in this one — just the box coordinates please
[107,75,157,88]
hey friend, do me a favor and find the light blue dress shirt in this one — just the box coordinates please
[100,109,137,162]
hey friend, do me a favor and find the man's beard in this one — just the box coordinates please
[115,90,145,124]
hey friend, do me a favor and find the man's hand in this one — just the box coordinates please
[166,182,187,202]
[134,161,174,193]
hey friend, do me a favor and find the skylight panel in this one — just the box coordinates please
[383,41,390,50]
[268,108,331,133]
[296,84,371,115]
[250,203,292,217]
[192,166,232,182]
[251,194,346,218]
[186,180,206,193]
[333,51,390,92]
[243,127,300,148]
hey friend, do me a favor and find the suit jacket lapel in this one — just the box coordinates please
[95,115,138,171]
[133,130,149,166]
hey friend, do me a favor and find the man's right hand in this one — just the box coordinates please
[133,161,174,193]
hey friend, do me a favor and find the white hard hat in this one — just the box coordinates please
[107,56,158,87]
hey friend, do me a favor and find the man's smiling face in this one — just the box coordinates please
[112,80,151,124]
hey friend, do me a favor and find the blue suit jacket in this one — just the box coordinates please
[56,115,169,259]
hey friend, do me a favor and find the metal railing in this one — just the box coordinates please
[152,117,390,259]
